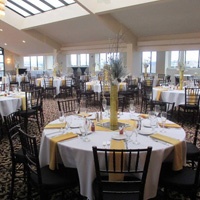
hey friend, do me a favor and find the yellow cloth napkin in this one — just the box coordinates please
[14,95,26,110]
[78,113,92,118]
[188,91,197,105]
[158,123,181,128]
[138,114,149,119]
[95,120,136,131]
[49,132,78,170]
[109,140,125,181]
[151,133,183,171]
[62,80,66,86]
[119,83,125,91]
[45,123,67,129]
[156,89,168,101]
[12,76,16,82]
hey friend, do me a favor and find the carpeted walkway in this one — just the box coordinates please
[0,97,199,200]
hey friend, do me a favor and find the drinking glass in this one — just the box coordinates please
[75,102,80,115]
[129,100,135,117]
[59,111,65,134]
[154,105,160,117]
[133,121,140,145]
[83,119,91,142]
[106,106,110,118]
[161,112,167,133]
[102,98,107,112]
[148,111,157,133]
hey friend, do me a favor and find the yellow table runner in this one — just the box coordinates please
[62,79,66,86]
[95,119,136,131]
[12,76,16,82]
[37,78,43,86]
[45,122,67,129]
[158,123,181,128]
[151,133,183,171]
[109,140,125,181]
[14,95,26,110]
[156,89,168,101]
[49,132,78,170]
[146,79,151,86]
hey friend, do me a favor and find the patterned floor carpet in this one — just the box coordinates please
[0,96,199,200]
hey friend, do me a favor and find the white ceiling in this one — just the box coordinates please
[1,0,200,55]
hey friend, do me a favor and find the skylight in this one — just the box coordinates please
[6,0,75,18]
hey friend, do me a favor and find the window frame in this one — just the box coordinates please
[141,51,157,74]
[70,54,89,67]
[0,47,5,78]
[23,56,44,70]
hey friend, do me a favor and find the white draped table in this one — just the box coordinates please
[39,113,186,200]
[153,87,185,107]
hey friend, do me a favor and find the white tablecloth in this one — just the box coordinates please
[2,76,29,85]
[0,95,22,116]
[36,78,72,95]
[86,82,127,93]
[39,112,186,200]
[153,87,185,106]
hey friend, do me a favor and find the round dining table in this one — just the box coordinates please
[39,112,186,200]
[153,87,185,107]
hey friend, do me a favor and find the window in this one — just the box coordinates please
[0,47,5,78]
[171,50,200,68]
[70,54,89,67]
[186,50,199,68]
[142,51,157,73]
[23,56,44,70]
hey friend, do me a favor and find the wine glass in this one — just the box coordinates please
[102,98,107,112]
[161,112,167,133]
[155,105,160,117]
[125,128,133,143]
[59,111,65,134]
[83,119,91,142]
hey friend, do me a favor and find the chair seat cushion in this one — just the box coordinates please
[159,164,199,189]
[30,166,79,189]
[15,148,26,163]
[179,104,199,109]
[186,142,200,160]
[20,109,37,116]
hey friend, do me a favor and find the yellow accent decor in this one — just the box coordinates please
[156,89,168,101]
[150,133,183,171]
[109,140,125,181]
[45,123,67,129]
[146,79,151,86]
[179,71,183,90]
[62,80,66,86]
[138,114,149,119]
[22,76,25,82]
[12,76,16,82]
[188,91,196,105]
[110,85,118,130]
[158,123,181,128]
[49,80,53,87]
[49,132,78,170]
[119,83,124,91]
[16,68,19,76]
[14,95,26,110]
[144,67,147,78]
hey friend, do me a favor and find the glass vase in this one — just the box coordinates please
[179,71,183,90]
[110,85,118,130]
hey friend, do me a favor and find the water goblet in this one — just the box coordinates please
[59,111,65,134]
[83,119,91,142]
[148,111,157,133]
[125,128,133,143]
[154,105,160,117]
[75,101,80,115]
[102,98,107,112]
[160,111,167,133]
[133,121,140,145]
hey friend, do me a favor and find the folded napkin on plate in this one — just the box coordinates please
[49,132,78,170]
[158,123,181,128]
[150,133,183,171]
[78,113,92,118]
[109,140,125,181]
[138,114,149,119]
[45,123,67,129]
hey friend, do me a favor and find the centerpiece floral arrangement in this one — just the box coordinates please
[177,52,186,89]
[143,58,150,78]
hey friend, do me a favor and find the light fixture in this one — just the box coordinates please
[0,29,3,31]
[22,40,26,43]
[0,0,7,18]
[4,43,7,45]
[6,57,11,64]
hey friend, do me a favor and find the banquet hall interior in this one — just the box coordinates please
[1,0,200,199]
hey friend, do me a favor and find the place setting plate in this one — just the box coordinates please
[138,129,154,136]
[112,134,126,140]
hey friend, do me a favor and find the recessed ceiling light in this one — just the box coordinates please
[4,43,7,45]
[0,29,3,32]
[22,40,26,43]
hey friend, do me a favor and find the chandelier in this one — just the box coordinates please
[0,0,7,18]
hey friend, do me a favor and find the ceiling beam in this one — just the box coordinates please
[97,14,137,46]
[23,29,61,50]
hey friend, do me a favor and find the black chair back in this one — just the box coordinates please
[185,88,200,106]
[57,99,78,114]
[92,146,152,200]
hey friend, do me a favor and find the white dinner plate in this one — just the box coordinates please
[138,129,154,136]
[70,124,80,128]
[143,121,151,128]
[131,116,139,121]
[112,134,126,140]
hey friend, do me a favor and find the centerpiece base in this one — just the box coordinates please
[102,121,126,131]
